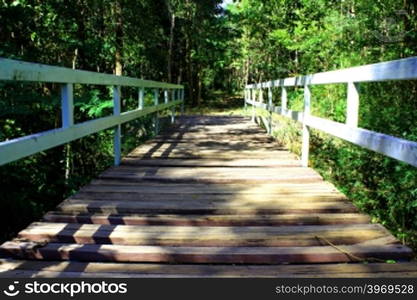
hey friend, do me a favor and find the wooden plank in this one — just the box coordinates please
[158,128,266,134]
[1,242,412,264]
[0,101,182,166]
[0,58,182,89]
[43,212,371,226]
[155,132,273,139]
[130,144,290,153]
[305,115,417,167]
[130,145,287,154]
[98,166,323,183]
[17,223,391,247]
[0,259,417,278]
[121,158,301,167]
[150,138,275,144]
[84,182,340,192]
[56,199,358,214]
[126,152,297,160]
[70,192,346,202]
[139,140,285,149]
[2,259,417,278]
[354,236,400,246]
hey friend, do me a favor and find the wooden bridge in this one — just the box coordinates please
[0,58,417,277]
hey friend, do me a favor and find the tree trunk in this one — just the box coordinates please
[197,68,202,106]
[74,0,86,70]
[244,57,250,87]
[185,31,194,105]
[167,0,176,83]
[114,0,123,76]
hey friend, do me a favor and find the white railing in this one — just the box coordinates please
[0,58,184,166]
[244,56,417,168]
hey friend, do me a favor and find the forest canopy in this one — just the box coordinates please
[0,0,417,249]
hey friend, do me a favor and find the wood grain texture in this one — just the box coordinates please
[56,199,358,214]
[0,115,414,277]
[2,259,417,278]
[18,223,390,247]
[43,212,371,226]
[0,242,412,264]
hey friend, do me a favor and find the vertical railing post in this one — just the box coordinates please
[61,83,74,181]
[164,89,169,104]
[171,89,175,124]
[346,82,359,127]
[301,83,311,167]
[138,87,144,110]
[244,88,247,110]
[267,85,273,134]
[281,86,287,116]
[181,88,185,115]
[154,89,159,135]
[61,83,74,128]
[251,88,256,122]
[113,86,121,166]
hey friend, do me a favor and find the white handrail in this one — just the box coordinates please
[244,57,417,168]
[0,58,184,166]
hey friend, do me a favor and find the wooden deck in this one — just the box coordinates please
[0,115,416,277]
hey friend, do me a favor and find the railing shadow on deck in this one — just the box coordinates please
[2,117,377,274]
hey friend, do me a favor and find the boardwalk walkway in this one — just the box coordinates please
[0,115,416,277]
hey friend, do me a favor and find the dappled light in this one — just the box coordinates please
[1,0,417,279]
[0,115,415,278]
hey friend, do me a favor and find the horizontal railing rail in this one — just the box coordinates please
[244,56,417,168]
[0,58,184,166]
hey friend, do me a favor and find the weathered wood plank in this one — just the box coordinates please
[153,134,274,141]
[84,182,339,192]
[17,223,391,247]
[1,242,412,264]
[43,212,371,226]
[2,259,417,278]
[98,166,323,183]
[56,199,358,214]
[69,192,346,202]
[126,150,296,160]
[121,158,301,167]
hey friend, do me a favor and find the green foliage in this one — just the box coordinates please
[1,0,417,252]
[228,0,417,250]
[76,89,113,118]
